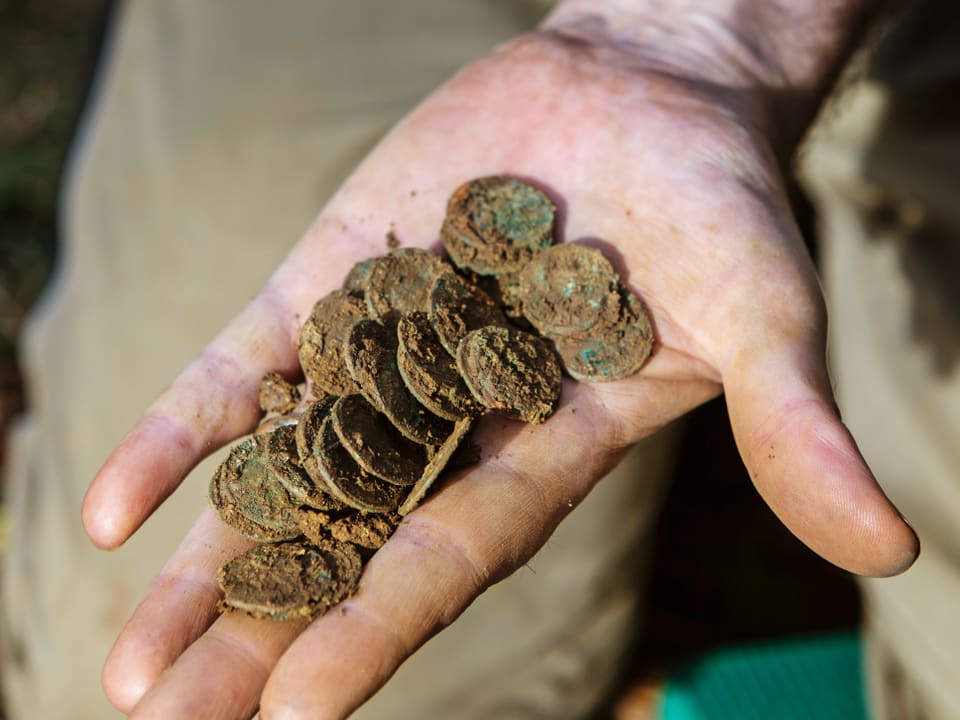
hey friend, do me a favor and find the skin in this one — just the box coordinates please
[82,2,916,718]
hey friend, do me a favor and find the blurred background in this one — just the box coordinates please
[0,2,863,718]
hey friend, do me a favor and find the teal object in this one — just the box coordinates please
[660,631,866,720]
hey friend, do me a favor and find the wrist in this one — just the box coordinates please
[541,0,899,157]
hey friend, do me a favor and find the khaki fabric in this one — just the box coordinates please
[0,2,678,719]
[800,3,960,715]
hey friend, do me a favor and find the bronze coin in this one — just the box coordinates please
[258,371,301,415]
[261,412,340,512]
[209,434,302,542]
[518,242,620,337]
[396,311,480,421]
[313,409,406,513]
[428,271,507,357]
[551,288,654,382]
[345,318,454,445]
[456,325,562,425]
[218,539,362,621]
[364,247,450,320]
[399,416,474,516]
[330,393,427,486]
[342,257,376,295]
[298,290,369,396]
[440,176,555,275]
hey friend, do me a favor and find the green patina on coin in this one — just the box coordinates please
[209,433,302,542]
[457,325,562,425]
[258,371,301,415]
[298,290,369,396]
[364,247,451,320]
[441,176,555,275]
[519,242,620,337]
[218,539,362,621]
[428,271,507,357]
[399,416,474,516]
[552,288,654,382]
[342,257,376,295]
[396,311,480,421]
[330,393,427,486]
[345,318,454,445]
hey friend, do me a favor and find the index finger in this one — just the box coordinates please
[81,233,356,549]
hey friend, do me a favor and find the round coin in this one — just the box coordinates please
[342,257,376,295]
[218,539,362,621]
[440,176,555,275]
[209,434,302,542]
[364,247,450,320]
[456,325,562,425]
[552,288,654,382]
[345,318,454,445]
[313,409,407,513]
[330,393,427,486]
[518,242,620,337]
[428,271,507,357]
[396,311,480,420]
[298,290,369,396]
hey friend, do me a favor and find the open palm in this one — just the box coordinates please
[82,30,917,719]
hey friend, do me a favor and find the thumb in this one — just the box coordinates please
[724,329,919,577]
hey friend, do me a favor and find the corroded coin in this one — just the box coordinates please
[456,325,562,425]
[428,271,507,357]
[399,416,474,516]
[345,318,454,445]
[218,539,362,621]
[396,311,480,421]
[209,433,302,542]
[518,242,620,337]
[342,257,376,295]
[440,176,555,275]
[258,371,301,415]
[291,397,347,510]
[313,409,406,513]
[298,290,369,396]
[330,394,427,486]
[364,247,450,320]
[552,288,654,382]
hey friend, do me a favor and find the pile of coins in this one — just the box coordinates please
[209,176,654,621]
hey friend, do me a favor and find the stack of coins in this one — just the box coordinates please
[209,176,654,621]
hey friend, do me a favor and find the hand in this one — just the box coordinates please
[82,14,918,719]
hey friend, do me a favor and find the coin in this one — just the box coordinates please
[345,318,454,445]
[298,290,369,396]
[209,433,302,542]
[218,539,362,621]
[258,371,301,415]
[330,393,427,486]
[313,408,407,513]
[428,271,507,357]
[456,325,562,425]
[342,257,376,295]
[399,416,474,516]
[440,176,555,275]
[518,242,620,337]
[364,247,451,320]
[551,288,654,382]
[396,311,480,421]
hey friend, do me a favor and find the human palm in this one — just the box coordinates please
[83,31,917,719]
